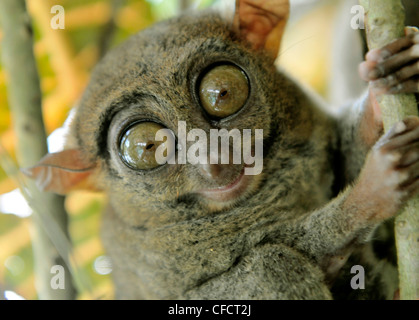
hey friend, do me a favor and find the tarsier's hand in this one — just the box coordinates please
[354,116,419,222]
[355,28,419,150]
[354,27,419,221]
[359,27,419,94]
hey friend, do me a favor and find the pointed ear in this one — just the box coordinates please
[22,149,99,195]
[233,0,290,59]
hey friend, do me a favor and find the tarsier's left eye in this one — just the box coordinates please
[199,64,249,118]
[119,122,174,170]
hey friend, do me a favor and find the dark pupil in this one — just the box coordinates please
[220,90,228,98]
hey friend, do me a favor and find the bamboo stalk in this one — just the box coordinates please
[359,0,419,300]
[0,0,76,299]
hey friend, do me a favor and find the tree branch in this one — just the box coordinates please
[359,0,419,300]
[0,0,76,299]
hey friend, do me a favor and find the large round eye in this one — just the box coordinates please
[199,64,249,118]
[119,122,175,170]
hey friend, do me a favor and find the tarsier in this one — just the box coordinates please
[26,0,419,299]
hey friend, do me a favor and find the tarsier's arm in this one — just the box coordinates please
[287,31,419,275]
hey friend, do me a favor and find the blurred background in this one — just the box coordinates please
[0,0,353,299]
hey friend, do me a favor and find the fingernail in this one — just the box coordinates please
[386,151,402,164]
[394,121,407,134]
[379,50,391,60]
[388,84,403,94]
[386,74,396,86]
[366,49,381,61]
[373,75,396,88]
[405,26,418,36]
[371,79,386,88]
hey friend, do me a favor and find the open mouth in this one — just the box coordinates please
[197,167,253,202]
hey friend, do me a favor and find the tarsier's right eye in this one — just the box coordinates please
[199,64,249,119]
[119,122,174,170]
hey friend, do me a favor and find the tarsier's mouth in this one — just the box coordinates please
[197,167,254,202]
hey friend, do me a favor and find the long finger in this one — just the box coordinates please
[368,44,419,79]
[366,33,419,63]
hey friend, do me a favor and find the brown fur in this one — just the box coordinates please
[59,9,419,299]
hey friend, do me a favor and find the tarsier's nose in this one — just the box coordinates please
[198,161,242,188]
[198,150,237,183]
[199,163,222,180]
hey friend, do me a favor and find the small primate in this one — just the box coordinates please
[26,0,419,299]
